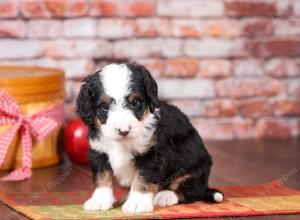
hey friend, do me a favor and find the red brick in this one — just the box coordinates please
[233,119,255,139]
[163,58,198,78]
[239,100,271,117]
[157,79,215,99]
[0,40,44,59]
[217,79,283,98]
[259,81,284,96]
[199,100,237,117]
[226,0,277,17]
[135,18,172,37]
[0,58,58,68]
[0,0,18,18]
[43,40,112,58]
[172,19,240,38]
[274,19,300,37]
[157,0,224,18]
[159,39,182,58]
[204,20,241,38]
[273,100,300,116]
[169,100,202,117]
[265,59,300,78]
[114,39,160,58]
[28,20,62,38]
[90,0,154,17]
[172,19,204,37]
[129,0,154,17]
[242,18,274,37]
[204,21,221,37]
[275,0,293,16]
[65,0,88,17]
[184,39,246,58]
[286,80,300,98]
[192,118,234,140]
[64,19,97,38]
[134,19,156,37]
[113,39,182,58]
[136,58,164,78]
[192,118,254,140]
[169,100,237,118]
[233,59,263,76]
[44,0,66,17]
[245,40,300,57]
[199,59,231,78]
[98,19,135,39]
[0,21,26,38]
[91,0,116,16]
[21,0,49,18]
[256,119,291,139]
[21,0,88,18]
[294,0,300,16]
[59,59,95,79]
[44,0,88,17]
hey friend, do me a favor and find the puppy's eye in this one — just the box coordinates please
[130,99,142,108]
[100,103,109,112]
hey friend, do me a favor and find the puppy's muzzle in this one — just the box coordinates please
[116,126,131,137]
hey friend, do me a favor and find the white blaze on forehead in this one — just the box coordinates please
[100,63,132,100]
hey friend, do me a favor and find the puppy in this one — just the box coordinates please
[76,63,223,213]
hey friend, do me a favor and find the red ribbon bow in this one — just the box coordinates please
[0,90,64,181]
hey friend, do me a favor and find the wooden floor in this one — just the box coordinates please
[0,139,299,220]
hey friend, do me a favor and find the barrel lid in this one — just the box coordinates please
[0,66,64,103]
[0,66,64,87]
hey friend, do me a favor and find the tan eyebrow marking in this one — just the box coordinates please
[99,95,113,104]
[128,92,142,102]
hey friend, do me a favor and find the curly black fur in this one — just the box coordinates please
[127,63,158,113]
[76,72,107,139]
[134,101,223,203]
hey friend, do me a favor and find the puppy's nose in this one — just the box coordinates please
[117,127,131,136]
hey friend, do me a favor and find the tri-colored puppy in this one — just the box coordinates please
[76,63,223,213]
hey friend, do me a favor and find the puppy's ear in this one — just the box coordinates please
[141,65,158,113]
[76,74,98,127]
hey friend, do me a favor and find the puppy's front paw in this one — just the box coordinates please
[153,190,178,207]
[83,188,115,211]
[84,197,113,211]
[122,191,154,213]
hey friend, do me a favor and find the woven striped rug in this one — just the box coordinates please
[0,181,299,219]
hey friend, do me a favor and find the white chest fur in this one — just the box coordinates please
[106,141,137,187]
[90,138,138,187]
[89,111,157,187]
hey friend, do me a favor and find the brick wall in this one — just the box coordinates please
[0,0,300,140]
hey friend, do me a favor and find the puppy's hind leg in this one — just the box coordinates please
[153,174,191,207]
[171,170,224,204]
[153,190,179,207]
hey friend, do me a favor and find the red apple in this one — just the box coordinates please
[64,118,89,164]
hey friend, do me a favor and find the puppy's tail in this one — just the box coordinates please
[203,188,224,203]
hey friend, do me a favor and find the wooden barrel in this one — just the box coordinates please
[0,66,65,170]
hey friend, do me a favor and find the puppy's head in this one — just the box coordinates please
[76,63,158,140]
